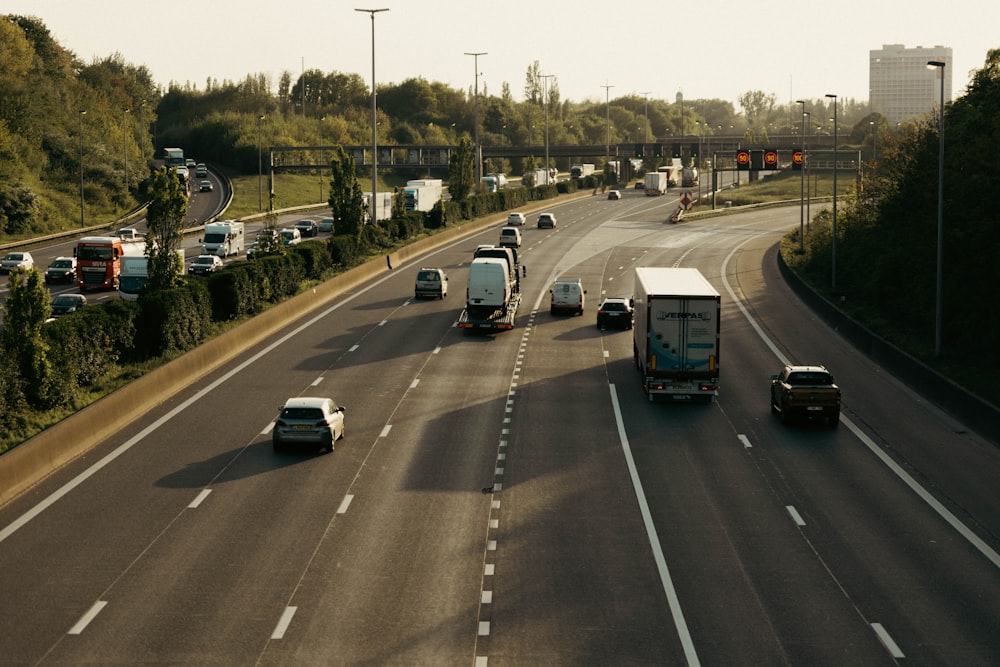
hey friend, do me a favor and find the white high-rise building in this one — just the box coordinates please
[869,44,953,126]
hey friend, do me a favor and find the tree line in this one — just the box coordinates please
[3,14,880,241]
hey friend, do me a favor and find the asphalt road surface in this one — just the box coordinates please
[1,187,998,666]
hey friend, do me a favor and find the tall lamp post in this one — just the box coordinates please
[927,60,946,356]
[122,107,130,203]
[639,91,651,144]
[257,114,265,212]
[601,82,614,164]
[78,110,87,227]
[803,111,811,233]
[796,100,806,252]
[357,7,389,222]
[825,93,838,291]
[465,51,486,185]
[541,74,554,184]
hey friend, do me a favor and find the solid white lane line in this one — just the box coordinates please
[271,606,297,639]
[68,601,107,635]
[188,489,212,509]
[609,384,701,667]
[719,236,1000,571]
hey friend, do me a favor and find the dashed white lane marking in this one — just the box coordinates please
[348,344,359,352]
[872,622,905,658]
[410,379,420,389]
[310,376,323,386]
[271,606,297,639]
[188,489,212,508]
[337,495,354,514]
[379,425,392,438]
[68,601,107,635]
[786,506,806,527]
[738,434,752,448]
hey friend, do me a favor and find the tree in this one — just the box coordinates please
[448,136,475,201]
[145,166,188,291]
[327,145,366,235]
[0,268,53,407]
[738,90,777,134]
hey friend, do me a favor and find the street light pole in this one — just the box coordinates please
[640,91,651,144]
[601,82,614,164]
[541,74,554,184]
[825,93,838,291]
[796,100,806,252]
[465,52,486,185]
[803,112,811,232]
[122,107,130,203]
[927,60,946,356]
[357,8,389,222]
[257,114,265,212]
[78,109,86,227]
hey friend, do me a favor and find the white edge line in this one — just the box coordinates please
[68,600,107,635]
[609,383,701,667]
[719,236,1000,571]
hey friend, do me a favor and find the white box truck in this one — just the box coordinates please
[633,267,720,402]
[201,221,244,257]
[644,171,668,196]
[570,163,595,179]
[404,179,443,212]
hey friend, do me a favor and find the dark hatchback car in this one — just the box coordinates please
[596,297,634,329]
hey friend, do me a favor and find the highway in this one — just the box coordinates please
[0,187,998,665]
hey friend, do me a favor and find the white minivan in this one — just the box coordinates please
[550,278,586,315]
[499,226,521,248]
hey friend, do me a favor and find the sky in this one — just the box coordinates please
[6,0,997,109]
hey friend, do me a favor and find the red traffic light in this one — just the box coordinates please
[736,150,750,170]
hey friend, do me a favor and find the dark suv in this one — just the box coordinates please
[537,212,557,229]
[596,297,634,329]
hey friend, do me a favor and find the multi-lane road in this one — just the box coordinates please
[1,187,998,665]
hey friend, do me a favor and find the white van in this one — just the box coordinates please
[467,258,513,312]
[414,267,448,299]
[550,278,586,315]
[499,226,521,248]
[279,228,302,246]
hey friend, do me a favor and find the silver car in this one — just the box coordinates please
[273,397,346,453]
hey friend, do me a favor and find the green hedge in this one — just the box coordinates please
[137,281,212,356]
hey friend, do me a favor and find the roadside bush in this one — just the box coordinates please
[44,299,139,391]
[206,268,257,321]
[291,240,332,280]
[136,280,212,357]
[328,234,364,268]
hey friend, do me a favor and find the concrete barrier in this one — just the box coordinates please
[0,191,592,506]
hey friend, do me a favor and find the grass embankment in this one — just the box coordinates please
[693,170,849,209]
[223,172,415,220]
